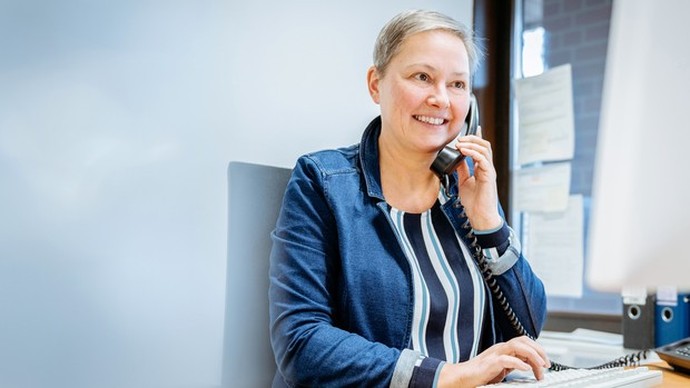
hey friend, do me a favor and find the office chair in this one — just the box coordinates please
[222,161,292,387]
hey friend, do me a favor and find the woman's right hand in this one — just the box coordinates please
[437,336,551,387]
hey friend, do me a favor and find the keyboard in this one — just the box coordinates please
[479,366,663,387]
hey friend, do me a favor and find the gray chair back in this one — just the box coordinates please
[222,161,292,387]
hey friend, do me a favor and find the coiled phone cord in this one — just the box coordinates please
[455,203,650,371]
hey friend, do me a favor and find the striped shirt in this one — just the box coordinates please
[389,191,490,363]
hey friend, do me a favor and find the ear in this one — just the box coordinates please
[366,66,381,104]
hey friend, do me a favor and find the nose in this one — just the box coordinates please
[427,84,450,108]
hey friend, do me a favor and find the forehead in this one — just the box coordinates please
[393,30,469,71]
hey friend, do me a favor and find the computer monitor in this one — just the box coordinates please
[586,0,690,292]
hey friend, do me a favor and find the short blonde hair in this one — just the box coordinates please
[373,10,483,77]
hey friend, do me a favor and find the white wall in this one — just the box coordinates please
[0,1,472,387]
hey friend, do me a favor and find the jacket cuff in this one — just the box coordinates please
[410,357,444,388]
[390,349,420,388]
[390,349,444,388]
[477,224,522,276]
[473,221,509,248]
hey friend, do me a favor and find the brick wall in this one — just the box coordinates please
[539,0,612,195]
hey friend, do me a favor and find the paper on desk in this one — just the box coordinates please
[514,162,571,212]
[540,328,623,346]
[524,194,584,298]
[515,64,575,165]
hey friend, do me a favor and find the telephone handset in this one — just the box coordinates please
[430,93,479,179]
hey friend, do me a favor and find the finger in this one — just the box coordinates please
[512,336,551,368]
[499,345,548,381]
[517,340,551,380]
[456,138,493,160]
[457,148,495,177]
[532,365,546,381]
[496,355,531,372]
[506,338,549,370]
[532,343,551,369]
[523,355,547,380]
[457,133,491,147]
[455,156,471,182]
[457,142,491,158]
[458,146,490,166]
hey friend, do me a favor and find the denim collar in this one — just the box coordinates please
[359,116,385,201]
[358,116,459,202]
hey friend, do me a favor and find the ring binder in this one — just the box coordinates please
[622,287,655,350]
[655,286,690,347]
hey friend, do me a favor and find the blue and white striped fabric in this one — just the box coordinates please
[389,193,490,363]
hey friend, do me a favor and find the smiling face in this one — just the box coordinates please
[368,29,471,156]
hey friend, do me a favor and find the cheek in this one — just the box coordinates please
[380,81,430,118]
[453,98,470,122]
[392,84,425,111]
[381,85,410,115]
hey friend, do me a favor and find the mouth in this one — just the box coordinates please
[413,115,448,126]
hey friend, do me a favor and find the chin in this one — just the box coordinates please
[422,143,446,154]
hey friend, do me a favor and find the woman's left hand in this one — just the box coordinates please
[454,126,503,230]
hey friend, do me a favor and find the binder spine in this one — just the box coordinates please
[622,291,655,350]
[655,292,690,347]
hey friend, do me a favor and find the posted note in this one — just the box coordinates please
[515,64,575,165]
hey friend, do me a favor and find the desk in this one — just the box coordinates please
[538,330,690,387]
[646,361,690,387]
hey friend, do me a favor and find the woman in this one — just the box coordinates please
[269,10,548,387]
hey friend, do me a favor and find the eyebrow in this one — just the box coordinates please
[405,63,469,77]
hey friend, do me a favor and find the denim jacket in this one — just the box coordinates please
[269,117,547,387]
